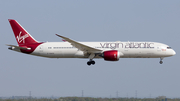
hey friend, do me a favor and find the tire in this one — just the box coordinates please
[91,61,95,65]
[87,61,91,66]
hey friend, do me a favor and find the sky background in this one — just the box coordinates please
[1,0,180,98]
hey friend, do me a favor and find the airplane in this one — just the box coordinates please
[7,19,176,66]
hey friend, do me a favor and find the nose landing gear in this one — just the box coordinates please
[159,57,164,64]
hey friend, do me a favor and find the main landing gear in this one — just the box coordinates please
[87,53,96,66]
[159,57,164,64]
[87,59,95,66]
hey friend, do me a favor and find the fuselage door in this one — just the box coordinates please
[39,45,43,53]
[157,46,161,52]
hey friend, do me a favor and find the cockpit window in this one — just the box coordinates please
[167,47,171,49]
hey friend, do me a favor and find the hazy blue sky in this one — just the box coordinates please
[1,0,180,98]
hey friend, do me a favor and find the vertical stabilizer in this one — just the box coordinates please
[8,19,38,45]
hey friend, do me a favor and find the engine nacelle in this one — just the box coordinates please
[103,50,120,61]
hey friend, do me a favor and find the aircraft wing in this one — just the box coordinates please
[56,34,102,53]
[6,44,31,50]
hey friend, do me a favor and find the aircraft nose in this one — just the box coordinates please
[172,50,176,56]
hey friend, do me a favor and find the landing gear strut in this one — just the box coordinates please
[87,59,95,66]
[159,58,163,64]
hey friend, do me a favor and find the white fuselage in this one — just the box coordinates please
[12,41,175,59]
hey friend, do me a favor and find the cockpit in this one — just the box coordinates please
[167,47,172,49]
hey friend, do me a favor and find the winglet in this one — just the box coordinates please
[55,34,66,42]
[56,34,63,38]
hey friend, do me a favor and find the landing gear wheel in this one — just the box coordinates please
[159,61,163,64]
[87,61,91,66]
[87,60,95,66]
[159,57,164,64]
[91,61,95,65]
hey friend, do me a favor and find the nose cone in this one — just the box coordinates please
[166,49,176,57]
[172,50,176,56]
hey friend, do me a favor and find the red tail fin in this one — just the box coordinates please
[8,19,38,45]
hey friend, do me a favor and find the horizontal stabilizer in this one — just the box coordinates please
[6,44,31,50]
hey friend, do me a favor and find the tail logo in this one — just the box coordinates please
[16,31,29,44]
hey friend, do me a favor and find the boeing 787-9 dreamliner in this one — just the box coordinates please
[7,19,176,65]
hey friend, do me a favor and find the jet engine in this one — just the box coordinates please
[103,50,121,61]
